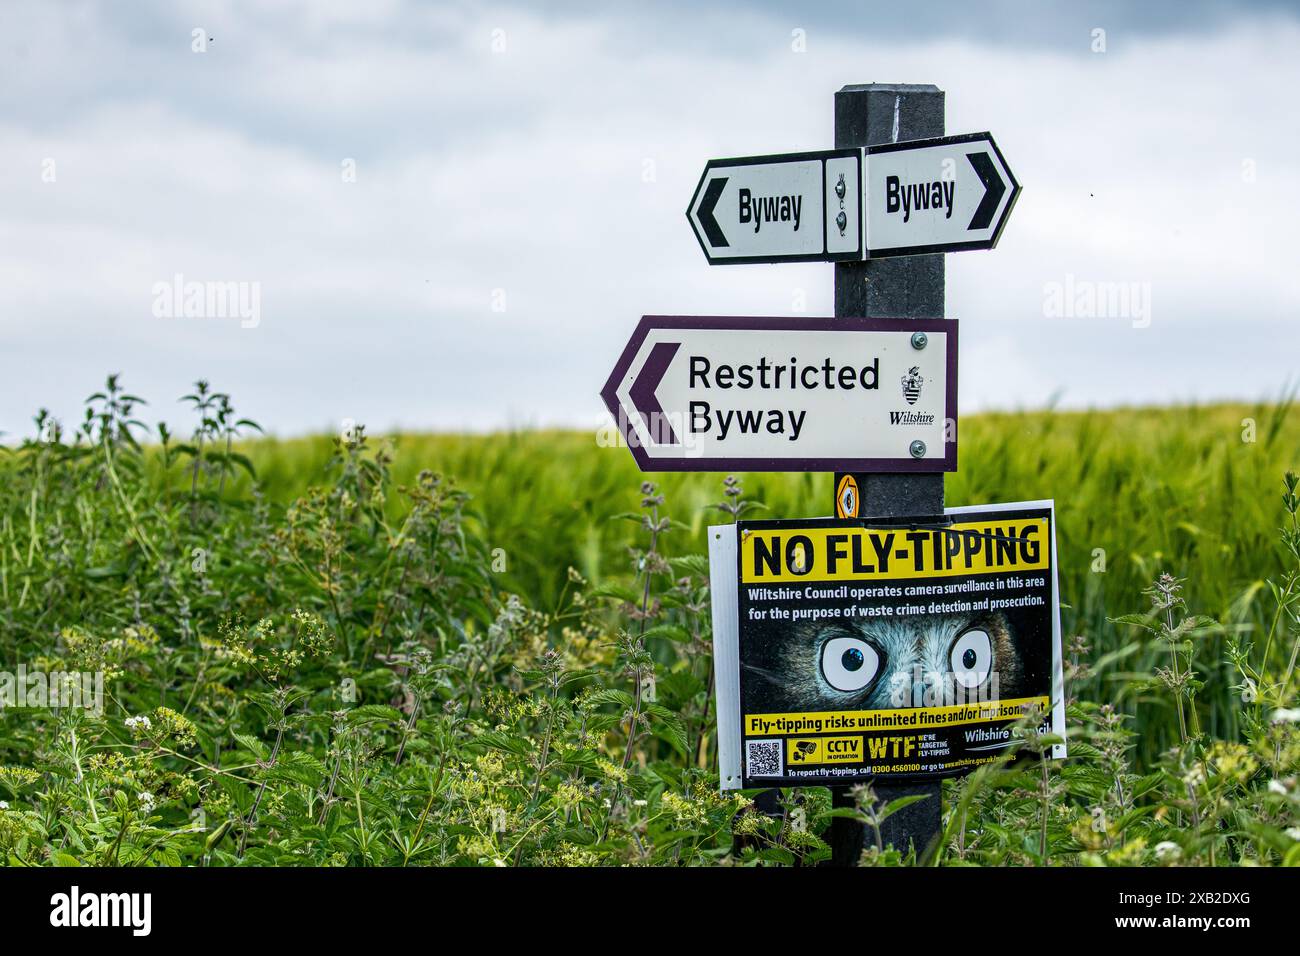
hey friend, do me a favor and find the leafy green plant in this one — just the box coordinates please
[0,379,1296,866]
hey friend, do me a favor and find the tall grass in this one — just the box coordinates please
[1,381,1296,866]
[233,400,1298,764]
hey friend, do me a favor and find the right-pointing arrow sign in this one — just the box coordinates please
[864,132,1019,257]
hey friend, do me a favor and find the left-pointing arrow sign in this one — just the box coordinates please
[601,315,958,472]
[686,150,862,264]
[628,341,681,444]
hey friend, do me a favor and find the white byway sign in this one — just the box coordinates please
[864,132,1019,256]
[687,133,1017,262]
[600,315,957,472]
[686,150,863,264]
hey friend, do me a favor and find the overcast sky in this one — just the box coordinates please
[2,1,1297,438]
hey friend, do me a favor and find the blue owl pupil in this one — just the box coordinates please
[962,648,977,669]
[841,648,864,671]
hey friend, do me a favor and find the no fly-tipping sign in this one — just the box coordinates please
[600,315,957,472]
[686,133,1017,263]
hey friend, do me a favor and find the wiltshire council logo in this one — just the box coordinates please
[901,366,924,405]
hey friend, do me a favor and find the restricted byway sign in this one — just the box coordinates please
[864,132,1019,257]
[686,150,863,264]
[600,316,957,472]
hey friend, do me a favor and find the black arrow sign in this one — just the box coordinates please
[628,340,680,444]
[686,149,862,264]
[966,151,1005,231]
[697,177,729,248]
[863,132,1019,257]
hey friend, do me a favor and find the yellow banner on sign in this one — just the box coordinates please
[744,696,1050,737]
[739,519,1049,583]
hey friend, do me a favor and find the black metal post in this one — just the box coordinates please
[828,83,946,865]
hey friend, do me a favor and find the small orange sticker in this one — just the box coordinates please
[835,474,859,518]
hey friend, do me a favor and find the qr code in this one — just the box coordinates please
[746,739,783,777]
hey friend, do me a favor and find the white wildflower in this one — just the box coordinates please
[1268,779,1288,795]
[124,715,152,731]
[1153,841,1181,861]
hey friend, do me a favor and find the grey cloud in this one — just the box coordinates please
[0,2,1296,438]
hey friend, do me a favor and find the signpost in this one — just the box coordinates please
[606,81,1031,866]
[686,135,1017,264]
[828,82,948,864]
[599,315,957,472]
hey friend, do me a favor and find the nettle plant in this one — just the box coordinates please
[0,378,766,865]
[0,377,1295,867]
[937,480,1300,868]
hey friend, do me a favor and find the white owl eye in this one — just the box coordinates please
[820,636,880,693]
[950,629,992,689]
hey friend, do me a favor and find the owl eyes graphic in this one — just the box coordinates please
[814,625,995,697]
[756,612,1018,712]
[819,635,881,693]
[949,628,993,689]
[821,634,883,697]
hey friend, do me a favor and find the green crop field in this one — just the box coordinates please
[1,378,1298,866]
